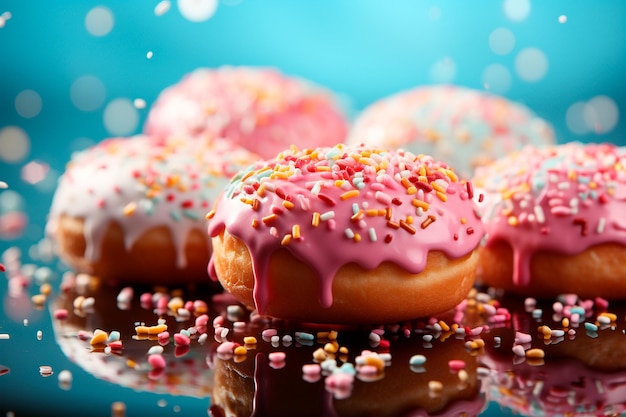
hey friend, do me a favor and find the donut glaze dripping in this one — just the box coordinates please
[208,144,484,314]
[474,142,626,286]
[47,135,257,268]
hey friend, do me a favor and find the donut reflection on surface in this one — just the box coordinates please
[207,306,489,417]
[480,294,626,416]
[49,272,218,398]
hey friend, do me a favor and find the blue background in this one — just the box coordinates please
[0,2,624,415]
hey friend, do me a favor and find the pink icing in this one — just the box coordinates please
[208,144,484,314]
[473,142,626,287]
[46,135,258,269]
[348,85,554,179]
[144,66,349,159]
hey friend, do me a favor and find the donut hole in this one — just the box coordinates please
[212,229,479,324]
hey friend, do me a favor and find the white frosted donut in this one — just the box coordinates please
[348,85,554,179]
[46,135,258,285]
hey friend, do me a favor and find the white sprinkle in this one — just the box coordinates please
[533,205,545,223]
[148,345,164,355]
[597,217,606,234]
[557,182,570,190]
[0,334,9,340]
[154,0,171,16]
[368,228,377,242]
[146,51,154,59]
[39,365,53,376]
[320,211,335,221]
[344,228,355,239]
[37,330,43,340]
[0,181,7,189]
[58,369,72,389]
[23,319,29,326]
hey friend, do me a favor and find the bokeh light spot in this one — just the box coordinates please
[566,101,589,135]
[103,98,139,136]
[0,190,24,213]
[429,57,456,84]
[133,98,147,109]
[0,11,12,28]
[20,161,49,185]
[489,28,515,55]
[583,95,619,134]
[0,126,30,163]
[70,75,106,111]
[15,90,42,119]
[503,0,530,22]
[428,6,441,21]
[515,47,548,82]
[85,6,114,36]
[178,0,218,22]
[558,15,567,24]
[482,64,512,94]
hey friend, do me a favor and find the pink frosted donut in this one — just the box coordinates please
[347,85,555,179]
[207,144,485,324]
[144,66,349,159]
[473,142,626,299]
[46,135,258,285]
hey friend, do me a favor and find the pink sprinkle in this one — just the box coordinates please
[184,300,194,312]
[139,292,153,308]
[268,352,286,363]
[448,360,466,371]
[213,315,224,328]
[469,327,483,336]
[358,365,379,375]
[563,294,578,306]
[512,345,526,357]
[148,354,166,369]
[157,296,169,310]
[195,314,209,327]
[174,333,190,346]
[595,297,609,311]
[552,302,564,314]
[158,331,170,345]
[302,364,321,376]
[482,304,496,316]
[325,372,354,389]
[371,328,385,336]
[580,299,594,311]
[262,329,278,338]
[77,330,91,341]
[515,332,532,344]
[0,263,5,272]
[216,341,236,354]
[571,313,580,323]
[54,309,69,320]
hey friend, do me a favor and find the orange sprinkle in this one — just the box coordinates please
[406,186,417,195]
[406,215,413,224]
[123,202,137,216]
[507,216,519,226]
[292,225,301,239]
[334,180,345,187]
[234,346,248,356]
[387,220,400,229]
[351,211,364,221]
[282,200,294,209]
[340,190,360,200]
[256,183,266,197]
[311,212,320,227]
[262,214,278,224]
[401,177,412,189]
[436,191,447,202]
[241,170,255,183]
[420,215,436,229]
[432,182,445,193]
[353,233,361,242]
[411,199,429,210]
[281,234,292,246]
[365,209,379,217]
[526,348,545,359]
[206,209,216,220]
[460,217,467,224]
[252,199,261,211]
[438,320,450,332]
[399,219,416,234]
[251,218,260,228]
[385,207,392,220]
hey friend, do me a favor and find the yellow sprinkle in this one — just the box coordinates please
[126,359,137,368]
[148,324,168,335]
[339,346,348,354]
[271,171,289,180]
[411,199,429,210]
[406,186,417,195]
[406,215,413,224]
[353,233,361,242]
[328,330,338,340]
[292,225,301,239]
[363,355,385,371]
[90,330,108,346]
[31,294,46,306]
[589,181,597,189]
[313,348,327,362]
[262,214,278,224]
[445,169,458,182]
[244,336,258,345]
[599,312,617,322]
[507,216,519,226]
[432,182,445,193]
[311,212,320,227]
[206,209,216,220]
[526,348,545,359]
[324,342,338,353]
[365,209,379,216]
[281,234,292,246]
[561,317,570,328]
[241,170,255,183]
[334,180,345,187]
[256,183,266,197]
[123,202,137,216]
[340,190,360,200]
[234,346,248,355]
[282,200,295,210]
[438,320,450,332]
[316,166,331,172]
[435,191,447,202]
[401,177,412,189]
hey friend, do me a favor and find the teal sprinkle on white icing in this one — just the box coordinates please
[170,210,181,222]
[183,210,200,220]
[139,199,155,216]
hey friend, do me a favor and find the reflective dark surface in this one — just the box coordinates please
[2,248,626,417]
